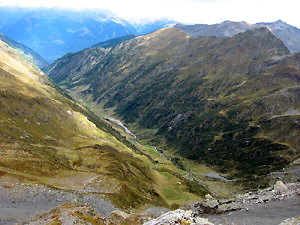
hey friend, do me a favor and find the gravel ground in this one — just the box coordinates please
[205,196,300,225]
[0,181,117,225]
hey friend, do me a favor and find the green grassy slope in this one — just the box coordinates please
[0,32,48,68]
[0,39,176,209]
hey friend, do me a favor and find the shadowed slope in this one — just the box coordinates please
[47,27,300,181]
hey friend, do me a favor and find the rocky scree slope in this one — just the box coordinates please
[175,20,300,53]
[46,27,300,182]
[0,38,170,212]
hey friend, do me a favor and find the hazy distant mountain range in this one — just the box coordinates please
[0,7,137,62]
[129,18,178,34]
[176,20,300,52]
[0,7,178,63]
[1,6,299,64]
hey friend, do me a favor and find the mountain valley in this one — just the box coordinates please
[47,27,300,184]
[0,4,299,224]
[0,34,242,224]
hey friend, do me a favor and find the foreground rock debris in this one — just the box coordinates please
[23,204,215,225]
[143,209,214,225]
[20,181,300,225]
[183,181,300,215]
[279,216,300,225]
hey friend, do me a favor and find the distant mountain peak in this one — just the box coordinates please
[176,20,300,53]
[235,27,290,56]
[129,17,178,34]
[249,26,270,35]
[221,20,235,24]
[275,19,285,24]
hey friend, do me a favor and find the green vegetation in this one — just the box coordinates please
[0,38,221,210]
[0,40,167,209]
[46,27,300,184]
[0,32,48,68]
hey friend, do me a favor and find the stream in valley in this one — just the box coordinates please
[105,116,236,183]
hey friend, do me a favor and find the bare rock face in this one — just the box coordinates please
[143,209,214,225]
[217,202,242,213]
[203,199,219,209]
[186,182,299,217]
[192,197,242,215]
[274,180,288,194]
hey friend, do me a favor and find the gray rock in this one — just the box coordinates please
[203,199,219,208]
[279,216,300,225]
[142,207,170,219]
[219,199,234,204]
[143,209,214,225]
[258,194,273,203]
[274,181,288,194]
[205,194,214,200]
[217,202,242,213]
[180,202,196,211]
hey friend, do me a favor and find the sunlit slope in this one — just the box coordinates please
[0,39,169,209]
[0,32,48,69]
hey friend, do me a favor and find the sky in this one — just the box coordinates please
[0,0,299,28]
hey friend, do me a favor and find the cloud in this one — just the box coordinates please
[0,0,299,28]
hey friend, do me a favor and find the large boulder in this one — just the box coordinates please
[143,209,214,225]
[274,181,288,194]
[217,202,242,213]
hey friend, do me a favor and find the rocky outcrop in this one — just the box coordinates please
[145,182,300,225]
[274,180,288,194]
[182,181,300,216]
[182,195,242,215]
[143,209,214,225]
[20,182,300,225]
